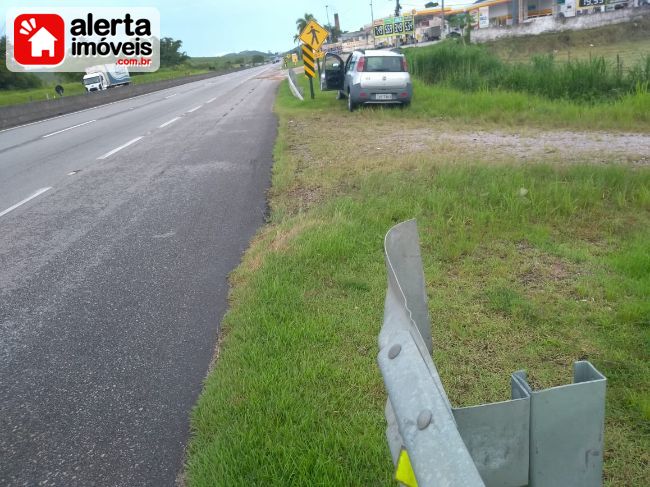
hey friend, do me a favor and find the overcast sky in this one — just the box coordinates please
[1,0,474,56]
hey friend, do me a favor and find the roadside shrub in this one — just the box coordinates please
[405,42,650,102]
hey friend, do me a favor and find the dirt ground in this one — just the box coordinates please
[438,129,650,166]
[294,115,650,166]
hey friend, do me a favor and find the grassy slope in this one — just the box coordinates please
[0,67,209,107]
[407,79,650,131]
[186,75,650,485]
[484,15,650,66]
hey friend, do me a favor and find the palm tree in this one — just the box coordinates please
[294,13,316,43]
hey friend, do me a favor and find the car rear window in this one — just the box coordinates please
[364,56,404,72]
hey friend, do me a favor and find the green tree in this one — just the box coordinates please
[325,24,342,43]
[447,12,473,43]
[447,13,470,30]
[0,36,42,90]
[252,54,264,64]
[160,37,189,67]
[294,13,316,43]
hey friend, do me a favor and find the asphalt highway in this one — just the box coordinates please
[0,65,281,485]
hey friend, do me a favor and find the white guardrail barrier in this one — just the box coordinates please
[287,68,304,101]
[378,220,607,487]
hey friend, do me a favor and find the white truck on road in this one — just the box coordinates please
[83,64,131,92]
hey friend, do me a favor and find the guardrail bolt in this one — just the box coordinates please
[388,344,402,359]
[417,409,432,430]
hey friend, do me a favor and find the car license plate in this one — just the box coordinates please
[376,94,392,100]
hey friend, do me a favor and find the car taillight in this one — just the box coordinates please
[357,56,365,72]
[401,57,408,72]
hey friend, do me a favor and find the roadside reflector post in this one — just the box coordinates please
[379,219,607,487]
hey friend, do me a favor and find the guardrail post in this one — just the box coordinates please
[379,219,606,487]
[513,362,607,486]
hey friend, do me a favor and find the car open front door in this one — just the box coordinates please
[322,53,344,91]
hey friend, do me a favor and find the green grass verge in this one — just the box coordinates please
[186,76,650,485]
[407,79,650,131]
[280,72,650,132]
[0,82,87,106]
[0,67,209,107]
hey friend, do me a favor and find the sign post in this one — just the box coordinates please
[298,19,329,101]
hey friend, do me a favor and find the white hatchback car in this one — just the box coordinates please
[320,49,412,111]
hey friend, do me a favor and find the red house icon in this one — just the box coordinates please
[13,13,65,66]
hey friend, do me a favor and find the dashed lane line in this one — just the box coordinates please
[42,120,96,138]
[0,187,52,218]
[97,136,143,160]
[159,117,181,128]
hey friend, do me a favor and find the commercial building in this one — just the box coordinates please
[466,0,638,30]
[330,0,644,50]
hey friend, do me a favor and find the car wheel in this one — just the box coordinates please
[347,91,356,112]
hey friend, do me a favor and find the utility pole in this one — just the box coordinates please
[441,0,446,39]
[394,0,402,48]
[370,0,376,48]
[325,4,331,52]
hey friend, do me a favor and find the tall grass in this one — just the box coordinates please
[405,41,650,102]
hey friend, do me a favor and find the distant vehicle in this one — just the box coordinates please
[320,49,412,111]
[447,31,462,38]
[83,64,130,92]
[422,26,441,41]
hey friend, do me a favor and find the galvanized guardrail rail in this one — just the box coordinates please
[378,220,607,487]
[287,68,304,101]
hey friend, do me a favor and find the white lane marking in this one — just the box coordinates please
[0,187,52,218]
[42,120,96,138]
[159,117,180,128]
[187,105,202,113]
[206,97,217,103]
[165,93,177,99]
[97,136,143,160]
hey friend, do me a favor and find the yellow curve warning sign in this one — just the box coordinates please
[395,449,418,487]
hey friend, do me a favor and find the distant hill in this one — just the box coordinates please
[189,51,274,68]
[220,50,271,59]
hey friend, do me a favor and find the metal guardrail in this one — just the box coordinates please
[378,220,607,487]
[287,68,304,101]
